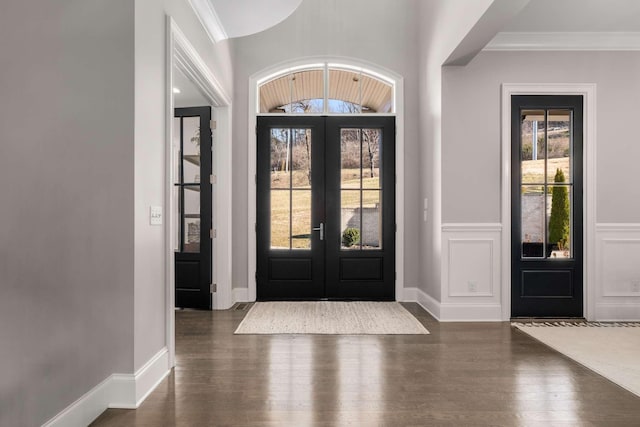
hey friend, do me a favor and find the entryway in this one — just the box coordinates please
[256,116,395,300]
[511,95,583,317]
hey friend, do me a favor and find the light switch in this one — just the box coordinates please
[150,206,162,225]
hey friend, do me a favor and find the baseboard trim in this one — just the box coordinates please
[403,287,441,319]
[595,303,640,321]
[43,348,170,427]
[132,347,170,407]
[439,302,503,322]
[404,287,503,322]
[233,287,250,303]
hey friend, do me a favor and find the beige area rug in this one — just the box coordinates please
[514,323,640,397]
[234,301,429,335]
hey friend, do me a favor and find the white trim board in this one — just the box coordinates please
[404,287,502,322]
[187,0,228,44]
[165,17,234,372]
[486,32,640,51]
[43,348,170,427]
[500,83,597,321]
[233,287,250,303]
[247,57,406,302]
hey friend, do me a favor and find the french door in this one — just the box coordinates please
[174,107,212,310]
[256,116,395,300]
[511,95,583,317]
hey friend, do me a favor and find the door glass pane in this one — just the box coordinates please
[361,129,381,189]
[173,117,181,184]
[290,70,324,113]
[271,190,290,249]
[521,110,546,184]
[328,69,362,113]
[341,128,361,188]
[259,73,291,114]
[328,69,393,113]
[362,190,381,249]
[271,128,291,189]
[341,190,361,250]
[291,190,311,249]
[174,186,180,251]
[547,110,572,184]
[521,185,545,258]
[548,185,572,259]
[184,185,201,253]
[291,129,312,189]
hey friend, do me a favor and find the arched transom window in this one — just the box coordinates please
[258,63,395,114]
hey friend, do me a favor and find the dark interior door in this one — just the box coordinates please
[175,107,212,310]
[511,95,583,317]
[256,116,395,300]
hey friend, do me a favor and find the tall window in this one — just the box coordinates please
[258,64,394,114]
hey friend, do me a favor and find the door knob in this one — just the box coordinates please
[312,223,324,241]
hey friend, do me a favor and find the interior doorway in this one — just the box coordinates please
[256,116,395,300]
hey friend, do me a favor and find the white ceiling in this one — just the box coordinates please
[208,0,303,39]
[503,0,640,32]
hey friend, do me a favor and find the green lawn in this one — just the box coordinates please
[270,168,380,248]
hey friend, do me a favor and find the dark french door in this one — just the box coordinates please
[511,95,583,317]
[256,116,395,300]
[174,107,212,310]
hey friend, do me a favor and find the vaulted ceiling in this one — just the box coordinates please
[189,0,304,42]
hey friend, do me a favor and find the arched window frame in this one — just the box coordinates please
[248,58,405,303]
[256,62,396,115]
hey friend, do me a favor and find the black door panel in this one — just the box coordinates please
[175,107,212,310]
[257,116,395,300]
[511,96,583,317]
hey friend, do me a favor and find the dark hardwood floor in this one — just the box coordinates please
[92,303,640,426]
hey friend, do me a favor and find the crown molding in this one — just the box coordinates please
[188,0,228,43]
[485,32,640,51]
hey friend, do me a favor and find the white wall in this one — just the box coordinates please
[0,1,135,425]
[0,0,233,424]
[416,0,495,305]
[230,0,421,290]
[443,50,640,223]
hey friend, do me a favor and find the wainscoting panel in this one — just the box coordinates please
[440,224,502,320]
[595,224,640,320]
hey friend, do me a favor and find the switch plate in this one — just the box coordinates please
[150,206,162,225]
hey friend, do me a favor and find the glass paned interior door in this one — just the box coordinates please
[270,127,313,250]
[175,116,202,253]
[520,109,573,259]
[340,128,382,250]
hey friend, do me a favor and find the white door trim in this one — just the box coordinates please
[165,17,232,368]
[500,83,597,320]
[247,57,405,302]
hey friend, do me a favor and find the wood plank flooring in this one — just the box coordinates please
[91,303,640,426]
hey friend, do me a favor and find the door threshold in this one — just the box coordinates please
[511,317,586,323]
